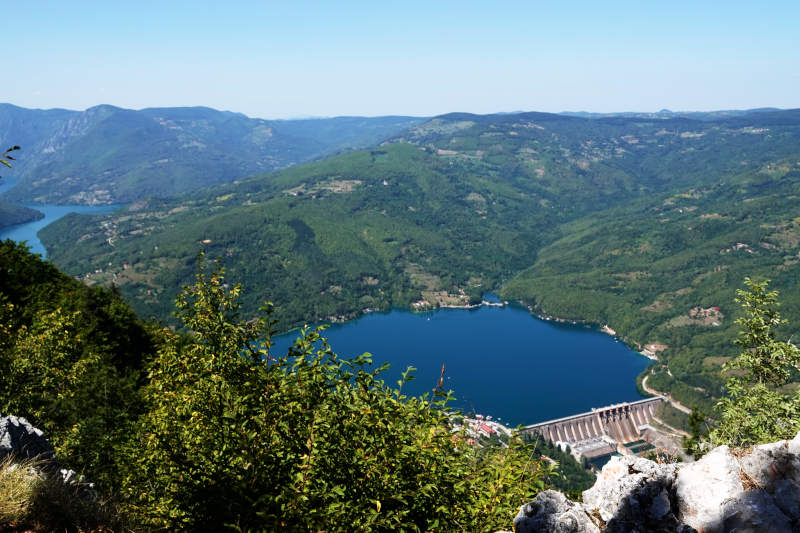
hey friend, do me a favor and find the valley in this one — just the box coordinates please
[4,5,799,529]
[31,107,800,418]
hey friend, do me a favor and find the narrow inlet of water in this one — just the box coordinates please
[1,176,120,258]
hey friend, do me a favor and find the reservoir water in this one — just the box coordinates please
[271,302,650,427]
[0,177,120,258]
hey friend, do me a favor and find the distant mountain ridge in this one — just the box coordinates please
[0,103,425,204]
[559,107,788,120]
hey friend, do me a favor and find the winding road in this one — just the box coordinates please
[642,371,692,415]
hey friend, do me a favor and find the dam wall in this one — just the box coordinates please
[522,397,665,445]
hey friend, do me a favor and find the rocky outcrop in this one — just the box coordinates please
[514,432,800,533]
[0,414,57,464]
[514,491,602,533]
[0,414,95,499]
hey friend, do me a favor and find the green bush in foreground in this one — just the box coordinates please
[120,258,551,531]
[712,278,800,447]
[0,240,156,491]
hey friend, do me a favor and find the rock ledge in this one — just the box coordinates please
[514,432,800,533]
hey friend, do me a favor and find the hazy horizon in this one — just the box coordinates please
[9,1,800,118]
[3,101,796,122]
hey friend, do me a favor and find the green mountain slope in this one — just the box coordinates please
[39,109,800,412]
[0,198,42,229]
[503,163,800,412]
[0,103,424,204]
[40,143,557,327]
[1,235,571,532]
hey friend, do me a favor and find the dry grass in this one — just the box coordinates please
[739,470,761,490]
[0,455,127,532]
[649,446,683,465]
[0,456,42,524]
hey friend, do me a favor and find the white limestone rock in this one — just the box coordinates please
[514,490,601,533]
[511,432,800,533]
[582,455,678,523]
[740,440,800,488]
[721,490,793,533]
[789,431,800,455]
[0,414,57,464]
[771,478,800,522]
[581,455,686,532]
[675,445,743,532]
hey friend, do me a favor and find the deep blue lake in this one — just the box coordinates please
[0,176,120,258]
[271,303,650,427]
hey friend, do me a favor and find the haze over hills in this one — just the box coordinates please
[38,107,800,414]
[0,103,424,206]
[559,107,783,120]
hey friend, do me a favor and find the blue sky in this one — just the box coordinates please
[7,1,800,118]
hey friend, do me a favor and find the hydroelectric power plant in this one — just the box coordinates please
[522,397,671,468]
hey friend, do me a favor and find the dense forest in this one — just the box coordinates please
[503,163,800,413]
[39,109,800,414]
[0,198,42,229]
[0,240,157,488]
[0,145,43,228]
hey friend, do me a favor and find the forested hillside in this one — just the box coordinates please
[0,103,424,204]
[503,163,800,412]
[41,143,553,326]
[1,240,576,531]
[0,198,42,229]
[0,145,43,228]
[39,109,800,413]
[0,239,158,487]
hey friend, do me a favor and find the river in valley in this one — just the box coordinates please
[0,177,120,258]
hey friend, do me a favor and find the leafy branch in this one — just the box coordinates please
[0,145,20,174]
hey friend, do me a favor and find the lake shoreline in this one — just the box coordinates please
[0,195,654,419]
[283,294,652,369]
[0,200,122,258]
[513,298,660,389]
[271,298,651,426]
[0,203,45,231]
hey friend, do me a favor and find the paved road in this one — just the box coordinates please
[642,372,692,415]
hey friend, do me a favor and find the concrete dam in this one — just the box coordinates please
[523,397,664,444]
[521,397,666,464]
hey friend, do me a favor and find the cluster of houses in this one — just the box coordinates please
[459,414,512,445]
[721,242,754,254]
[688,305,721,318]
